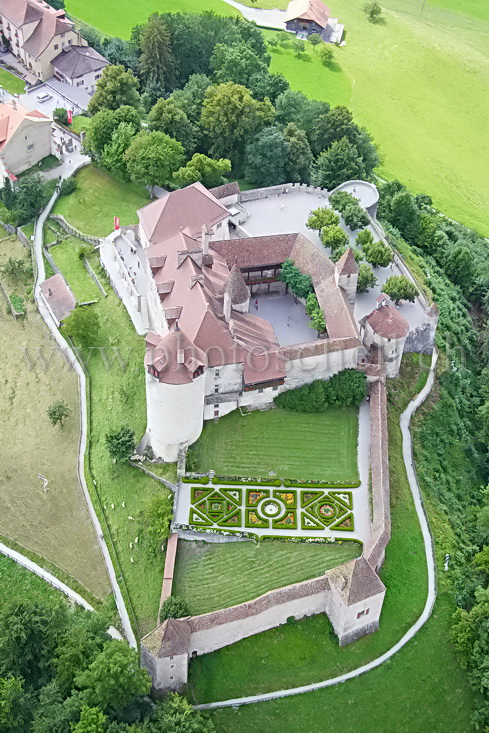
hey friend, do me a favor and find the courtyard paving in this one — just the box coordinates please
[241,188,426,331]
[252,292,319,346]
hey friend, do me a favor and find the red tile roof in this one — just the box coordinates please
[285,0,330,27]
[40,274,75,322]
[366,305,409,339]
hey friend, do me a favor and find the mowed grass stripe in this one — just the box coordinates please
[172,540,360,615]
[192,408,358,482]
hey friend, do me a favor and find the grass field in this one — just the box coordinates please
[172,540,360,615]
[0,67,26,95]
[191,407,359,482]
[49,236,101,303]
[67,0,489,236]
[71,115,91,135]
[53,165,150,237]
[0,554,64,609]
[63,258,177,634]
[0,237,110,599]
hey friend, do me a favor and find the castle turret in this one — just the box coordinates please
[362,304,409,377]
[145,326,206,461]
[222,264,250,322]
[335,247,358,305]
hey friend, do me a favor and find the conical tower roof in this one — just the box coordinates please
[223,264,249,305]
[336,247,358,276]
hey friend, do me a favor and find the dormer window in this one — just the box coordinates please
[193,366,204,379]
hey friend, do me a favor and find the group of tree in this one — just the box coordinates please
[0,597,213,732]
[274,369,367,412]
[305,292,326,335]
[81,12,378,192]
[1,175,51,225]
[279,258,313,299]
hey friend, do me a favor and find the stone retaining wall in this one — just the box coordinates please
[50,214,103,246]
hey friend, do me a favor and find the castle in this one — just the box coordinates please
[103,180,422,462]
[100,180,438,693]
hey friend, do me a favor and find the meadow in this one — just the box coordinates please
[191,406,359,482]
[65,0,489,236]
[0,237,110,600]
[172,539,360,614]
[49,235,101,303]
[0,554,64,609]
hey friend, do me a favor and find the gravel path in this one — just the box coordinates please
[195,350,438,710]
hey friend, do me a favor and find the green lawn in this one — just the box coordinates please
[70,115,91,135]
[0,238,110,600]
[191,407,359,482]
[0,67,26,95]
[64,263,177,635]
[49,236,101,302]
[53,165,150,237]
[66,0,238,37]
[209,594,474,733]
[172,539,360,615]
[0,553,64,609]
[187,356,446,705]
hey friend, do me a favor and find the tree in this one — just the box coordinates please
[201,82,275,166]
[244,126,288,187]
[318,44,334,66]
[2,176,16,210]
[105,426,135,463]
[306,207,339,232]
[312,137,365,189]
[308,33,323,48]
[74,641,151,714]
[63,307,101,349]
[55,610,111,697]
[0,676,30,733]
[279,258,313,298]
[15,175,49,224]
[85,107,141,159]
[309,305,326,334]
[88,66,140,115]
[357,262,378,292]
[148,98,196,156]
[210,42,268,88]
[101,122,137,178]
[248,71,289,103]
[362,239,393,267]
[125,132,184,190]
[382,274,418,303]
[445,245,474,287]
[292,39,306,56]
[47,400,72,428]
[0,256,32,281]
[320,225,349,251]
[47,0,65,8]
[283,122,313,183]
[139,13,174,92]
[0,600,68,689]
[363,1,383,21]
[160,597,190,620]
[325,368,367,406]
[309,106,358,155]
[30,682,73,733]
[72,706,106,733]
[329,190,357,213]
[150,694,215,733]
[389,189,420,243]
[171,74,213,123]
[173,154,231,189]
[60,176,77,196]
[53,107,68,125]
[144,494,173,556]
[342,204,370,231]
[275,90,329,141]
[356,228,374,248]
[101,37,139,72]
[79,24,104,54]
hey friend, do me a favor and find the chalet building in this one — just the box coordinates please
[0,0,107,84]
[285,0,330,37]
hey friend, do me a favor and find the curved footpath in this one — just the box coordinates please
[31,184,137,648]
[195,350,438,710]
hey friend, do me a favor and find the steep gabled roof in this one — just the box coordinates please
[141,617,191,657]
[224,264,249,305]
[327,557,385,606]
[336,247,358,276]
[0,101,51,154]
[208,181,240,199]
[138,182,229,244]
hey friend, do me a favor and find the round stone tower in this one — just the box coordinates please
[145,325,206,461]
[362,303,409,377]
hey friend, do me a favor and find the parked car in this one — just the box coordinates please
[36,92,52,103]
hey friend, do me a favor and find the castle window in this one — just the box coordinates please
[170,676,173,681]
[214,386,219,393]
[170,656,174,660]
[54,44,58,50]
[215,370,220,378]
[170,664,175,669]
[273,386,279,391]
[258,388,264,393]
[214,404,219,409]
[357,608,370,619]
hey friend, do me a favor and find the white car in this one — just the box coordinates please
[36,92,52,103]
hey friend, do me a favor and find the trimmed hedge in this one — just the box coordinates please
[183,476,209,484]
[274,370,367,412]
[283,480,360,488]
[211,477,282,486]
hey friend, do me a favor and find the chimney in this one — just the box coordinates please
[201,225,209,255]
[48,288,52,296]
[11,98,16,110]
[223,291,231,323]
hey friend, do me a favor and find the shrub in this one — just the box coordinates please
[105,425,135,463]
[329,191,357,213]
[53,107,69,125]
[286,616,296,625]
[274,369,367,412]
[9,294,24,313]
[342,203,369,231]
[77,244,92,261]
[280,257,313,298]
[47,399,72,428]
[59,176,77,196]
[382,274,418,303]
[160,597,189,620]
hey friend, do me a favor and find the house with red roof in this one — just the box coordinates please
[0,99,52,184]
[285,0,330,36]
